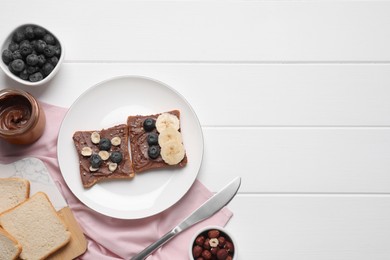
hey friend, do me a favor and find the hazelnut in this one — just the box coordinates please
[111,136,121,146]
[209,238,219,247]
[192,245,203,258]
[224,241,234,253]
[203,238,211,249]
[201,249,212,260]
[81,147,93,156]
[91,132,100,144]
[89,166,99,172]
[98,150,110,160]
[210,247,219,255]
[195,235,205,246]
[218,236,226,247]
[108,162,118,172]
[217,249,229,260]
[208,230,220,238]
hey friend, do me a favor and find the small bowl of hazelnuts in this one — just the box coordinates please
[0,23,64,86]
[189,226,237,260]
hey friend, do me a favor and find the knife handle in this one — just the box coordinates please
[130,228,179,260]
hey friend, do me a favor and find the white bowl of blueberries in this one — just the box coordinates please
[0,23,64,86]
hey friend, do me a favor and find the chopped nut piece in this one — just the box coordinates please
[89,166,99,172]
[98,150,110,160]
[209,238,219,248]
[81,147,93,156]
[108,162,118,172]
[111,136,121,146]
[91,132,100,144]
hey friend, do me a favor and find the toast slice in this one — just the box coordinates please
[0,227,22,260]
[127,110,187,173]
[73,124,135,188]
[0,192,71,260]
[0,177,30,213]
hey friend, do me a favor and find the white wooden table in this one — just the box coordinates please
[1,1,390,259]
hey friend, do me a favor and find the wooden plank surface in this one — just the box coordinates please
[1,0,390,259]
[228,195,390,259]
[201,127,390,193]
[1,1,390,61]
[2,63,390,126]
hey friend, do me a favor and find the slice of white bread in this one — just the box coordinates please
[0,192,71,260]
[0,177,30,213]
[0,227,22,260]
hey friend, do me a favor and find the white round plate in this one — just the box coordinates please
[57,75,203,219]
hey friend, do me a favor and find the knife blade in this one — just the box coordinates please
[130,176,241,260]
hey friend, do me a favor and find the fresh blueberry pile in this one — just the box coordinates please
[1,25,61,83]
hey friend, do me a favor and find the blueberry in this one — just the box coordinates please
[110,152,123,163]
[19,70,29,80]
[12,50,22,60]
[43,45,56,57]
[43,34,56,45]
[26,66,39,74]
[29,72,43,82]
[35,40,47,53]
[2,49,13,65]
[24,26,35,39]
[33,26,46,38]
[30,40,37,50]
[54,44,61,56]
[48,56,59,66]
[8,42,19,52]
[10,59,25,72]
[147,133,159,145]
[37,55,46,66]
[143,118,156,132]
[8,64,17,75]
[99,138,111,151]
[90,154,102,168]
[26,54,39,66]
[19,42,33,57]
[12,30,25,43]
[19,40,30,47]
[41,62,54,76]
[148,145,160,159]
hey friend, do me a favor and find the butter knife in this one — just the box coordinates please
[130,176,241,260]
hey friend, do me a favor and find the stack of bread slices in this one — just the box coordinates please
[0,177,71,260]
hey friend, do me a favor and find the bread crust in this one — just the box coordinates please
[0,227,22,260]
[0,192,71,260]
[0,177,30,212]
[0,177,30,195]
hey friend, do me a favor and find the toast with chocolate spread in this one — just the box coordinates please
[127,110,187,173]
[72,124,135,188]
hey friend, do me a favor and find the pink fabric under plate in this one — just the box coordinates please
[0,101,233,259]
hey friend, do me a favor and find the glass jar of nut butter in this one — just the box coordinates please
[0,89,46,144]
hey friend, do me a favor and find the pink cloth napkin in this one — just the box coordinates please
[0,102,233,259]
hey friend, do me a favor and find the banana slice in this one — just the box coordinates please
[158,127,183,147]
[156,113,180,133]
[160,140,185,165]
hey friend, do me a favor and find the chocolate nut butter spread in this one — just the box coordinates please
[73,124,135,188]
[127,110,187,173]
[0,89,46,144]
[73,110,187,188]
[0,99,31,130]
